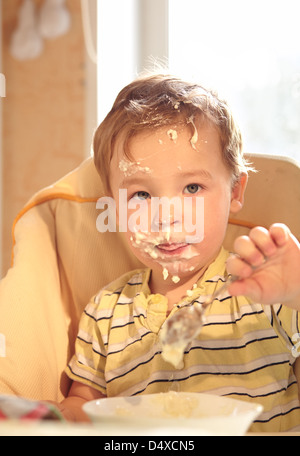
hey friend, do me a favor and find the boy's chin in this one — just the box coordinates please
[156,258,199,279]
[135,245,202,277]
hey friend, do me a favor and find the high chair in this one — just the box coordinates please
[0,154,299,402]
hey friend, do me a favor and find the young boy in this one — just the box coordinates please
[57,74,300,432]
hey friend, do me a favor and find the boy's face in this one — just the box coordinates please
[109,119,247,283]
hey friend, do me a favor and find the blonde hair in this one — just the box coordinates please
[93,74,252,192]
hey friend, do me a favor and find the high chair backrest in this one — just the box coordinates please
[225,153,300,247]
[0,154,299,401]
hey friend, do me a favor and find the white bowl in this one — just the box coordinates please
[83,391,263,436]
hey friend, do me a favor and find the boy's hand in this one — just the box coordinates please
[226,223,300,309]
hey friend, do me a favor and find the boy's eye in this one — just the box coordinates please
[183,184,202,194]
[131,191,151,200]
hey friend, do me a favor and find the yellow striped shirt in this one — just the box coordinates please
[66,248,300,432]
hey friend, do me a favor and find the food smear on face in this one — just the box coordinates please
[119,159,152,177]
[129,231,200,280]
[187,116,198,150]
[167,129,178,143]
[171,275,180,283]
[186,283,197,297]
[163,267,169,280]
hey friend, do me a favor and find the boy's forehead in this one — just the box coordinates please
[108,122,227,191]
[113,120,221,163]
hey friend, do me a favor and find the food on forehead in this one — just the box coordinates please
[119,159,151,177]
[165,116,199,150]
[187,116,198,150]
[167,129,178,142]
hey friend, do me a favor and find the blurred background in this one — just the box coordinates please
[0,0,299,277]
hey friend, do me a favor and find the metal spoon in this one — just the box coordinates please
[160,275,238,363]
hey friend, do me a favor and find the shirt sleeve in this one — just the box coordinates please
[65,294,108,395]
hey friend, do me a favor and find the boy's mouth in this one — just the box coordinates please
[156,242,189,256]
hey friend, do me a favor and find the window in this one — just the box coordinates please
[97,0,139,123]
[168,0,300,162]
[96,0,168,123]
[96,0,300,162]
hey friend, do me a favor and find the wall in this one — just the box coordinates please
[1,0,91,276]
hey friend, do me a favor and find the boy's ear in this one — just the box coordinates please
[230,173,248,214]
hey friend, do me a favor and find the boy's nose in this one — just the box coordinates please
[151,212,182,231]
[152,217,178,229]
[149,196,183,232]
